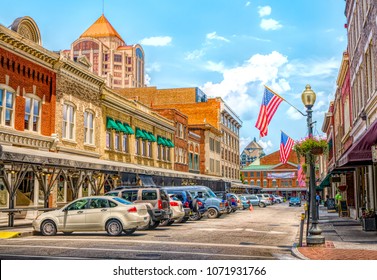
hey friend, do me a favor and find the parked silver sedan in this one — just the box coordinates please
[33,196,150,236]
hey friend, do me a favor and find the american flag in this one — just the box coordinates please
[255,86,283,137]
[280,131,294,164]
[297,164,306,187]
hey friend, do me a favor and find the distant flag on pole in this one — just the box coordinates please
[280,131,294,164]
[255,86,283,137]
[297,164,306,187]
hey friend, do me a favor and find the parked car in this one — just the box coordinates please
[32,196,150,236]
[289,197,302,207]
[240,194,266,208]
[256,194,273,205]
[160,195,186,226]
[164,186,226,219]
[272,195,283,203]
[105,186,172,229]
[163,188,206,221]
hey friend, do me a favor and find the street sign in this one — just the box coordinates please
[372,145,377,163]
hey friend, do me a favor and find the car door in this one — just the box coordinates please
[60,198,88,231]
[85,198,111,230]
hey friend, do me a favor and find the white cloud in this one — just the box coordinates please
[286,106,304,120]
[282,57,340,78]
[258,6,272,17]
[245,2,251,7]
[260,18,282,30]
[140,36,172,46]
[257,139,273,152]
[206,32,230,42]
[205,61,226,72]
[144,73,151,86]
[201,51,289,120]
[184,49,205,60]
[146,62,161,72]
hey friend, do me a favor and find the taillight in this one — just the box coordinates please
[247,200,250,204]
[128,206,137,213]
[225,201,229,207]
[184,202,189,208]
[158,199,163,209]
[170,201,179,207]
[197,201,203,206]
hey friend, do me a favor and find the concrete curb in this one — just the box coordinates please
[291,243,310,260]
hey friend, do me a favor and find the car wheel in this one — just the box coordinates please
[123,228,137,235]
[189,212,202,221]
[149,220,160,229]
[258,202,266,208]
[226,208,232,214]
[207,208,219,219]
[41,220,57,236]
[106,219,123,236]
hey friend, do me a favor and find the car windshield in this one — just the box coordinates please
[290,197,300,202]
[112,197,133,205]
[206,189,217,198]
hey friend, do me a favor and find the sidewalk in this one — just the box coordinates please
[292,205,377,260]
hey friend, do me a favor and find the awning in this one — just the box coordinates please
[166,138,174,147]
[148,132,157,142]
[123,123,134,135]
[338,119,377,166]
[157,136,169,146]
[317,173,331,191]
[106,117,120,131]
[135,128,147,139]
[115,121,128,134]
[142,130,153,141]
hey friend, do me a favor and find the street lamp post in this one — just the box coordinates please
[301,84,325,245]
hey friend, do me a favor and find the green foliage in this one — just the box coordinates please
[293,137,328,162]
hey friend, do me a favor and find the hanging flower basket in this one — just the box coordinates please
[310,147,324,155]
[293,136,328,162]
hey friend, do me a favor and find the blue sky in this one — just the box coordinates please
[1,0,347,154]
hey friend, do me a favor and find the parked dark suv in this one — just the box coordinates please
[105,186,172,229]
[163,188,206,221]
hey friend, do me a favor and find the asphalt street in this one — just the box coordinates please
[0,202,302,260]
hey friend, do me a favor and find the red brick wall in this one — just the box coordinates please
[260,150,298,165]
[153,107,189,172]
[0,47,56,136]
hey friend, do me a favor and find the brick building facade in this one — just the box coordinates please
[241,150,305,198]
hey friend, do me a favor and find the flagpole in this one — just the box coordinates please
[265,85,307,117]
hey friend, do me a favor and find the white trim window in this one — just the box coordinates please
[0,87,15,127]
[122,134,128,153]
[62,103,75,140]
[84,110,94,145]
[24,95,41,132]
